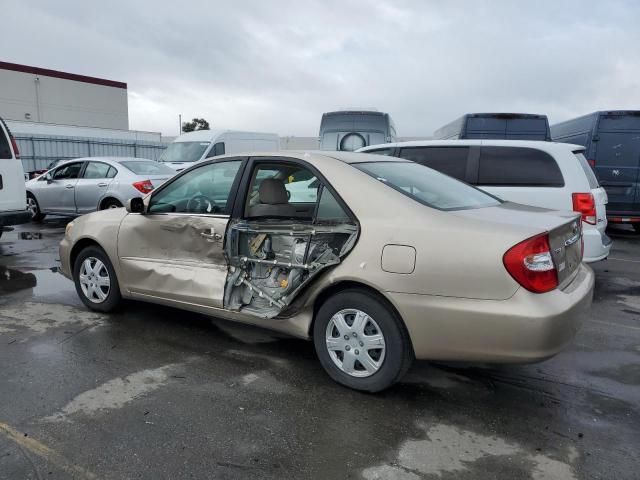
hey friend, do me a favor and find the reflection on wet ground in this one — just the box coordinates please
[0,267,37,294]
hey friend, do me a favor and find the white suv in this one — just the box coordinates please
[359,140,611,262]
[0,118,30,238]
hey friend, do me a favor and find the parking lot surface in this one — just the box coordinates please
[1,218,639,479]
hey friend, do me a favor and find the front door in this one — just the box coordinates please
[39,161,84,213]
[117,159,244,308]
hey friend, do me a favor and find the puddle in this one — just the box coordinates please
[19,232,43,240]
[0,266,74,297]
[0,266,37,294]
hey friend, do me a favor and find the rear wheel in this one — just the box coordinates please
[633,224,640,234]
[27,193,46,222]
[73,246,122,312]
[101,198,122,210]
[313,289,413,392]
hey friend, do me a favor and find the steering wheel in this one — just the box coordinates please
[186,194,219,214]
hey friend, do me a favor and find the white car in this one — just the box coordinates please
[25,157,175,221]
[159,129,280,172]
[0,117,30,238]
[359,140,611,263]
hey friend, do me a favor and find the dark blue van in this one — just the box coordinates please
[551,111,640,230]
[433,113,551,141]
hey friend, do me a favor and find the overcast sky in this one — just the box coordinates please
[3,0,639,137]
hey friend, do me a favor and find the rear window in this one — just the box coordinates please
[478,147,564,187]
[120,161,175,175]
[574,152,599,188]
[398,146,469,181]
[355,161,500,211]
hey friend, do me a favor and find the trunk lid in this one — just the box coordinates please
[450,202,582,287]
[144,175,171,188]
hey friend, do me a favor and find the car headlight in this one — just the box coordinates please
[65,222,74,238]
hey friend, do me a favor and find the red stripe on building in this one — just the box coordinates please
[0,61,127,89]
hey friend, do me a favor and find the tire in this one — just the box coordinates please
[313,289,414,392]
[633,223,640,234]
[73,245,122,312]
[27,193,46,222]
[101,198,123,210]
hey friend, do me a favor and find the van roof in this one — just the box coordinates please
[358,139,585,154]
[174,129,279,142]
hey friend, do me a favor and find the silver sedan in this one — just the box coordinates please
[25,157,175,221]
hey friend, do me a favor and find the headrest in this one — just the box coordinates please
[259,178,289,205]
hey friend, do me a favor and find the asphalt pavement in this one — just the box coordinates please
[1,217,639,479]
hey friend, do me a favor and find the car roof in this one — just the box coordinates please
[358,139,585,154]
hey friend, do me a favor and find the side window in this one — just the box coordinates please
[316,187,350,223]
[366,148,393,156]
[148,160,242,214]
[478,147,564,187]
[106,166,118,178]
[212,142,225,156]
[52,162,83,180]
[245,163,318,219]
[398,147,469,181]
[83,162,111,179]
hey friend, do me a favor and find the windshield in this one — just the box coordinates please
[159,142,211,163]
[120,161,175,175]
[355,161,501,211]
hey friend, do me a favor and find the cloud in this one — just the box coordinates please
[1,0,639,136]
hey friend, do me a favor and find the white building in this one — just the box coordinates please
[0,61,129,130]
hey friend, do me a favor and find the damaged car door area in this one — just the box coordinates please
[117,159,244,307]
[224,159,359,319]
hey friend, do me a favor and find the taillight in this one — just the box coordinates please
[587,159,596,167]
[572,193,596,225]
[10,135,20,159]
[132,180,154,194]
[503,233,558,293]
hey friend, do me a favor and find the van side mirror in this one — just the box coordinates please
[127,197,146,214]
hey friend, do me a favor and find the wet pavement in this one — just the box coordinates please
[1,218,639,479]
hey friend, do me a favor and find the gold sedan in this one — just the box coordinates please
[59,151,594,392]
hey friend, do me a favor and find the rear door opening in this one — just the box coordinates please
[223,159,359,318]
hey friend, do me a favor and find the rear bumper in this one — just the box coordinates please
[0,209,31,227]
[583,228,612,263]
[388,263,594,363]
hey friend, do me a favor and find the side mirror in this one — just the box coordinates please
[46,173,53,184]
[127,197,146,214]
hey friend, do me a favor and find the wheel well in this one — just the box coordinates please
[99,197,122,209]
[69,238,102,272]
[310,281,414,353]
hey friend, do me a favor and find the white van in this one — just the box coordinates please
[0,118,30,238]
[159,130,280,171]
[359,139,612,263]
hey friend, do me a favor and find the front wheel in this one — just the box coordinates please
[313,289,413,392]
[73,246,122,312]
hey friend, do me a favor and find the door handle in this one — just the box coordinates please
[200,229,222,241]
[65,184,75,189]
[97,182,108,187]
